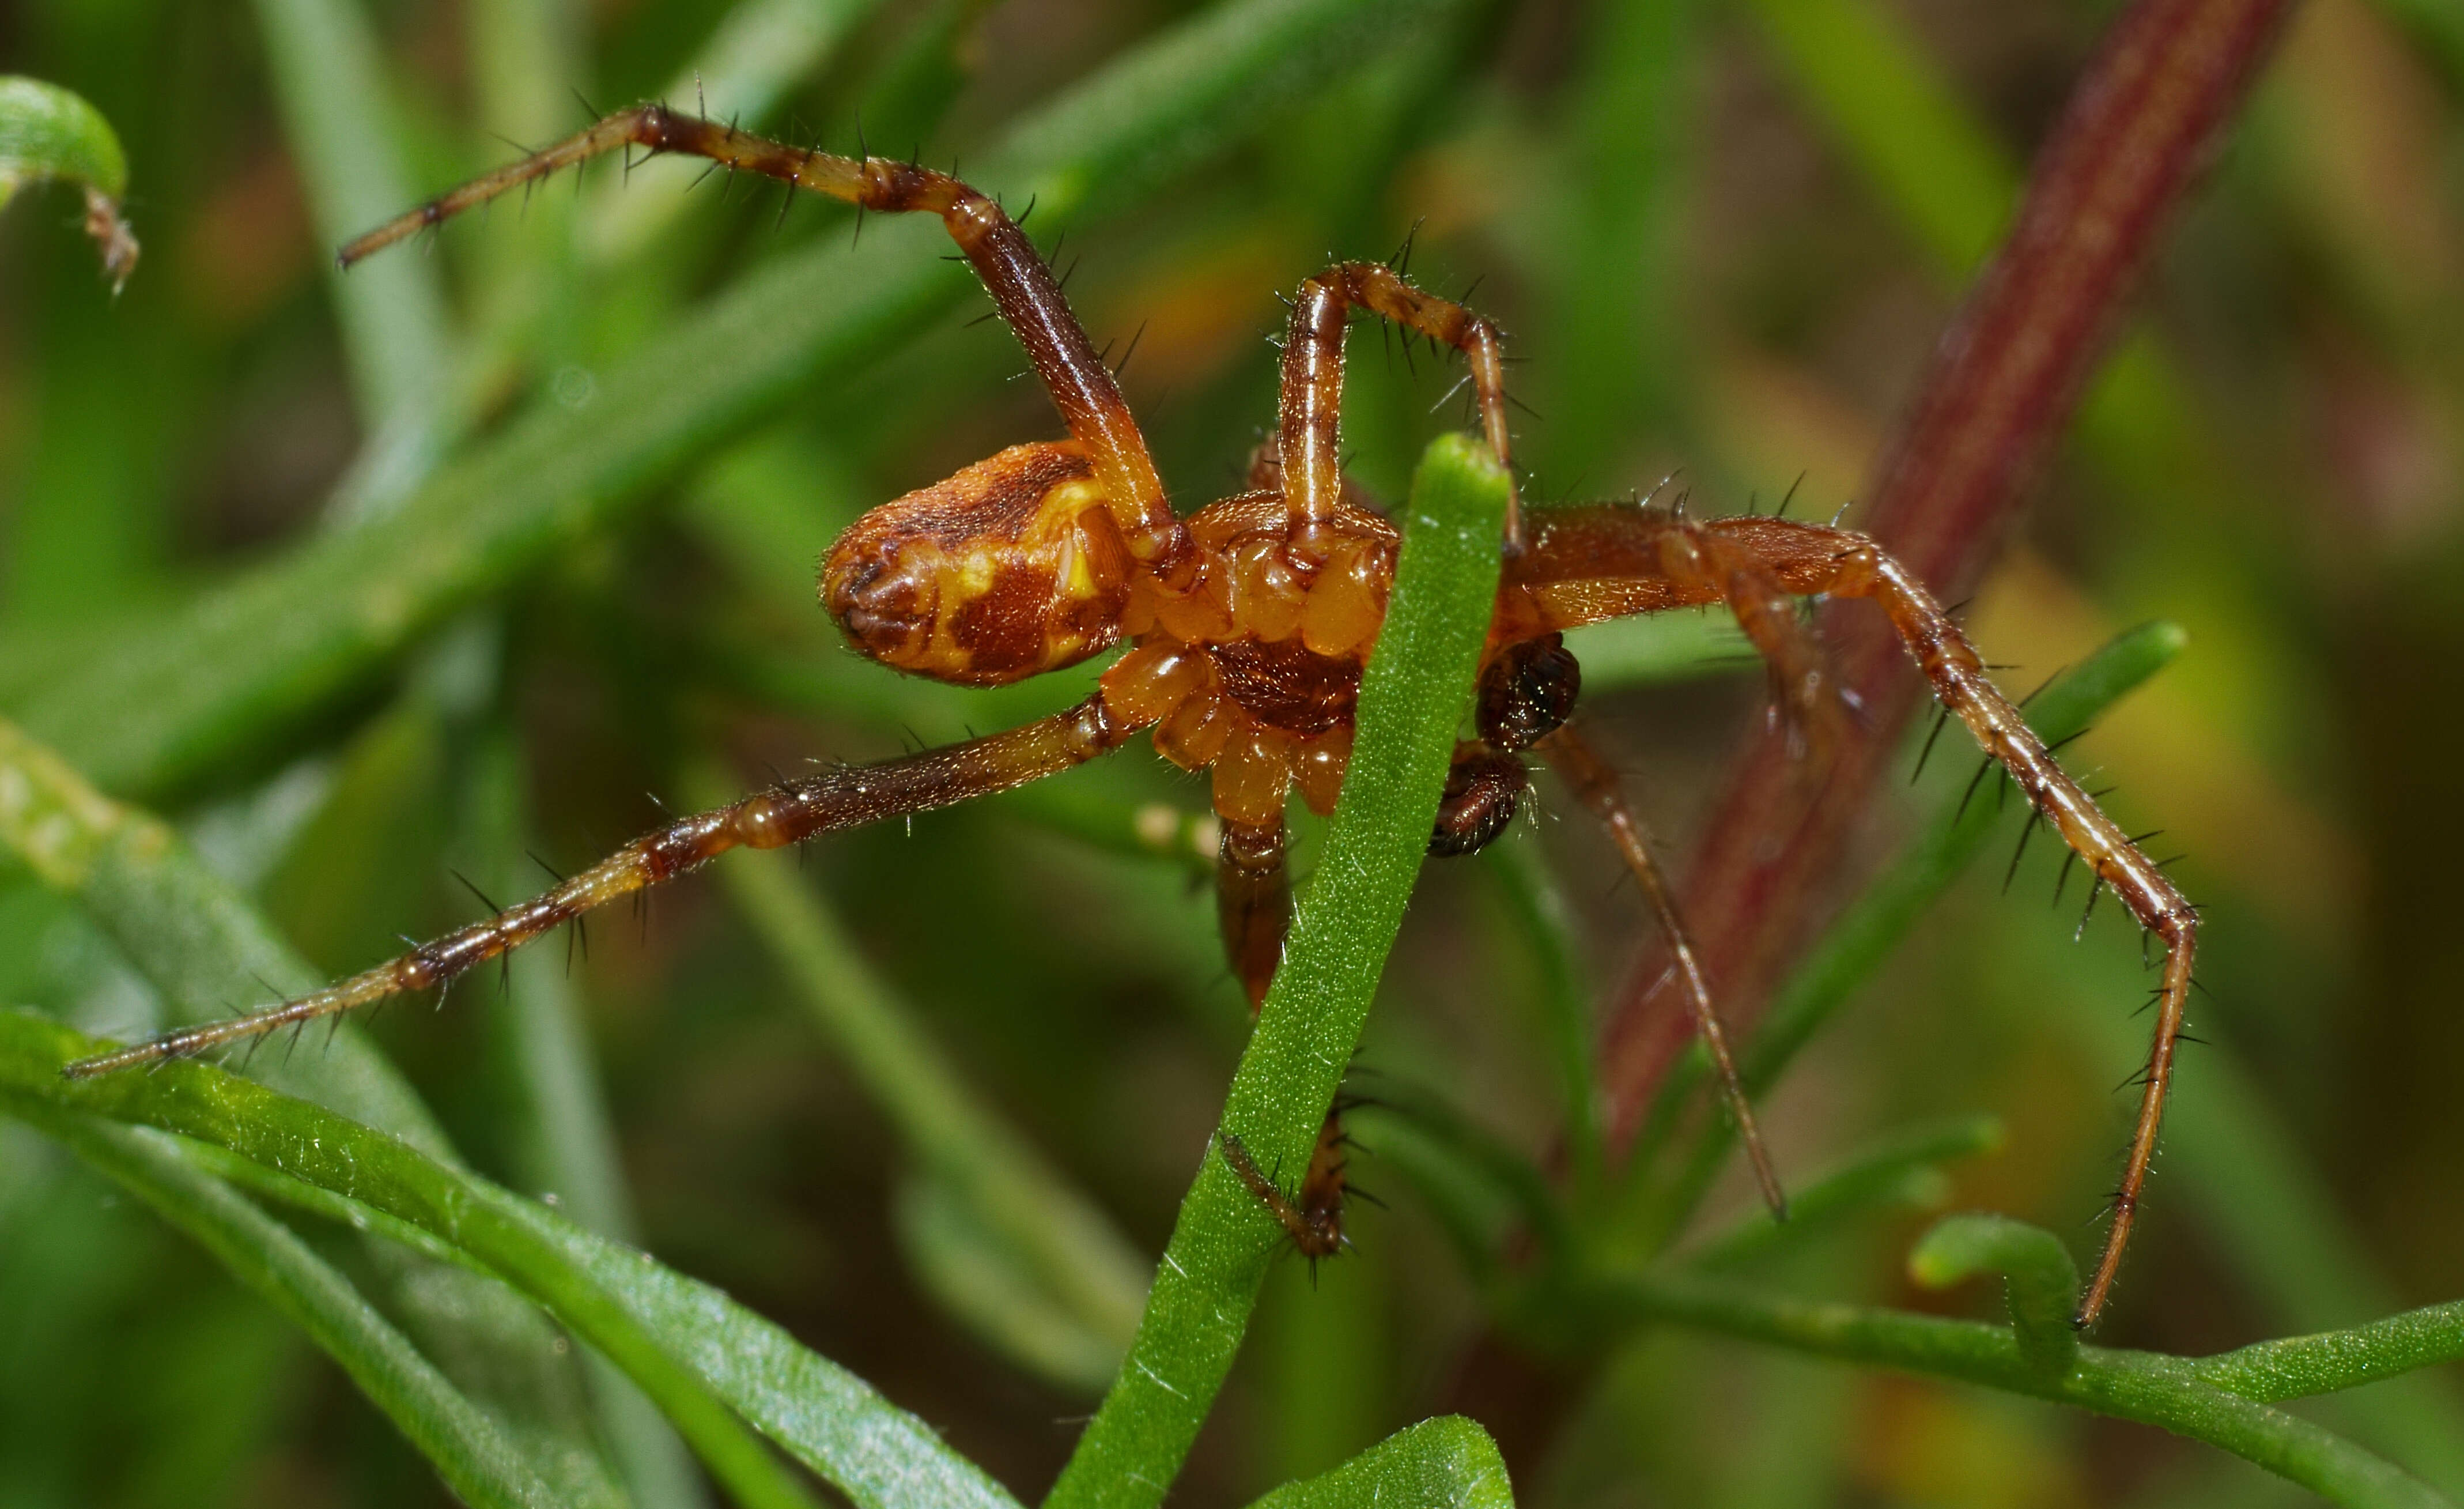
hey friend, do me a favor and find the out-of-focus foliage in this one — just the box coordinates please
[0,75,137,289]
[3,0,2462,1504]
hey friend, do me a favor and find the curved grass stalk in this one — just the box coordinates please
[1045,434,1511,1509]
[1907,1212,2082,1378]
[0,76,137,289]
[1588,1228,2464,1509]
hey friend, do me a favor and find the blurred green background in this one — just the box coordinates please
[3,0,2462,1503]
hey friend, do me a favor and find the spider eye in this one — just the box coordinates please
[1476,633,1582,751]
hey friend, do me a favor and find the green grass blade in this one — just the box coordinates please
[582,0,886,263]
[1045,433,1511,1509]
[0,716,450,1153]
[248,0,457,515]
[13,1104,558,1509]
[10,0,1465,799]
[457,0,586,372]
[0,76,137,289]
[1588,1267,2455,1508]
[1734,0,2015,277]
[703,765,1150,1392]
[0,717,630,1503]
[1742,617,2186,1089]
[1248,1416,1516,1508]
[1483,829,1603,1191]
[2190,1301,2464,1403]
[0,1011,1018,1509]
[1681,1114,2001,1272]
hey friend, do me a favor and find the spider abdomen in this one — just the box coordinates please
[822,440,1133,686]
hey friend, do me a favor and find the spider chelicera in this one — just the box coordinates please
[64,103,2197,1329]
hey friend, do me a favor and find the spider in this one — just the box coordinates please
[62,102,2195,1330]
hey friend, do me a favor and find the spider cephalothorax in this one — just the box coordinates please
[70,103,2197,1329]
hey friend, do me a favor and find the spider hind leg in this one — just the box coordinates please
[1220,1121,1350,1261]
[62,696,1150,1079]
[1504,505,2198,1326]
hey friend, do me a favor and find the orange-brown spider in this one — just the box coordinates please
[62,103,2195,1330]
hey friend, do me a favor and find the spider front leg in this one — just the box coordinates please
[64,696,1151,1078]
[339,103,1192,580]
[1275,261,1520,552]
[1505,505,2198,1328]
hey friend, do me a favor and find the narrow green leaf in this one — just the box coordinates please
[1248,1417,1515,1509]
[0,716,649,1504]
[2190,1301,2464,1404]
[1743,621,2188,1098]
[0,716,450,1154]
[1589,1265,2454,1508]
[249,0,458,515]
[1046,433,1511,1509]
[0,74,124,196]
[1683,1114,2001,1272]
[15,1104,555,1509]
[0,1012,1018,1509]
[1736,0,2015,276]
[582,0,887,263]
[0,76,137,289]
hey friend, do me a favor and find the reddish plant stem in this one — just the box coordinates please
[1595,0,2296,1149]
